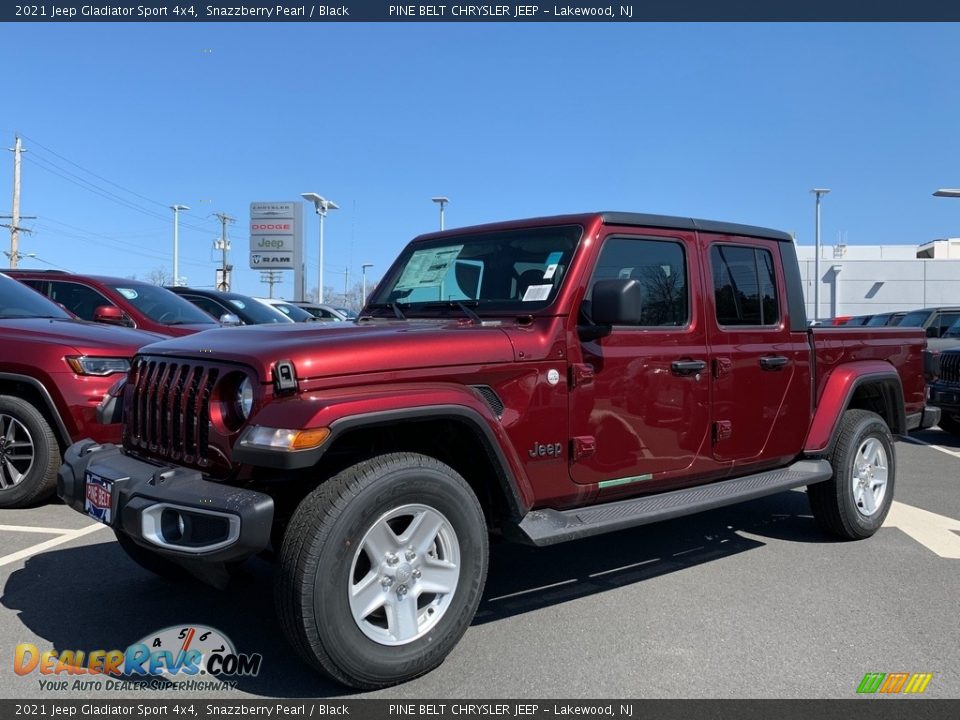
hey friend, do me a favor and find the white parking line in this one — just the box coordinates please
[0,523,108,569]
[903,435,960,460]
[0,524,81,534]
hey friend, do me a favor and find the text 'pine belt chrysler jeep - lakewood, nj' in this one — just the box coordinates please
[58,212,937,688]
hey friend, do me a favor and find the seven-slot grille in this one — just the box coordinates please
[940,353,960,385]
[126,358,220,465]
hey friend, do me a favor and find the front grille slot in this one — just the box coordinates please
[941,353,960,385]
[128,358,220,466]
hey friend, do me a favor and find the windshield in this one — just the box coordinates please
[109,283,217,326]
[899,310,930,328]
[270,302,315,322]
[369,225,582,313]
[226,296,293,324]
[865,314,891,327]
[944,319,960,338]
[0,274,72,320]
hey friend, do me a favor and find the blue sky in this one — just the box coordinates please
[1,23,959,300]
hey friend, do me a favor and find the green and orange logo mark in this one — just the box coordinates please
[857,672,933,695]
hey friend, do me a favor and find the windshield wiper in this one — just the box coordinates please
[399,301,482,325]
[362,303,407,320]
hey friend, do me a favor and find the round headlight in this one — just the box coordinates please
[237,377,254,419]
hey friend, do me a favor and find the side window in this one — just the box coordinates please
[186,296,226,320]
[711,245,779,327]
[588,237,688,326]
[938,312,960,336]
[48,281,113,321]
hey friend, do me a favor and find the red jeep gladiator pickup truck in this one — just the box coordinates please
[58,212,936,688]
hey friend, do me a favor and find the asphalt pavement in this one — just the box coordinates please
[0,430,957,700]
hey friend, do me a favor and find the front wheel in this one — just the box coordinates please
[808,409,895,540]
[276,453,488,689]
[937,413,960,436]
[0,396,60,509]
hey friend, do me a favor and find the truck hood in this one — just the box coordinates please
[925,336,960,353]
[0,317,165,355]
[137,319,516,380]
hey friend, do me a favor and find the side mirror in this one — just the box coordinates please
[93,305,129,327]
[219,313,242,326]
[926,326,940,338]
[591,279,643,326]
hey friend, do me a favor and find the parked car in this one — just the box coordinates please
[291,301,352,322]
[865,312,906,327]
[166,287,293,325]
[4,270,219,336]
[253,297,318,323]
[897,306,960,338]
[0,273,161,507]
[843,315,873,326]
[59,211,936,689]
[927,346,960,435]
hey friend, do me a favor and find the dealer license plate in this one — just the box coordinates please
[84,472,114,525]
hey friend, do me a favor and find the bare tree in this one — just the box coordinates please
[147,267,172,286]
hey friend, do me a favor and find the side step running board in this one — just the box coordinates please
[516,460,833,546]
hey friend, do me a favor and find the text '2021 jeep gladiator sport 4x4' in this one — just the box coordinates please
[58,212,937,688]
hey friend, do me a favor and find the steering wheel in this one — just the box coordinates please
[157,311,177,324]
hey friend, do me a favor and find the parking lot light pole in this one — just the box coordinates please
[361,263,373,302]
[301,193,339,303]
[810,189,830,323]
[432,196,449,230]
[170,204,189,287]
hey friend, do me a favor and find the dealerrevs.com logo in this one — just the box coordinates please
[14,625,262,691]
[857,672,933,695]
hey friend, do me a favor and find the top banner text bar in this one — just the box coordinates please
[5,1,960,22]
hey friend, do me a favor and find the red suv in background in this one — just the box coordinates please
[0,273,162,508]
[4,270,220,336]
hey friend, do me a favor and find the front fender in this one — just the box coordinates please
[804,360,904,455]
[233,382,534,511]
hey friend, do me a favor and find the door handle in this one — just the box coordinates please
[671,359,707,376]
[760,356,790,370]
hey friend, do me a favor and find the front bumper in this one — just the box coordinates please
[58,441,273,563]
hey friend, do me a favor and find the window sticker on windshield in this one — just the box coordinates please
[395,246,464,291]
[115,288,139,300]
[522,284,553,302]
[228,299,247,310]
[542,251,564,280]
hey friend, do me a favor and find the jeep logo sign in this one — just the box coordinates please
[249,200,304,275]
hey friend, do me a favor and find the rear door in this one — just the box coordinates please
[704,237,808,463]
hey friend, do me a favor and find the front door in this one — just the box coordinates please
[568,230,712,489]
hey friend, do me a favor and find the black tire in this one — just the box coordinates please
[276,452,488,689]
[937,414,960,436]
[0,395,61,509]
[808,409,895,540]
[114,531,192,582]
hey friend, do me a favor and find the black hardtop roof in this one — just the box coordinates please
[599,212,793,242]
[413,211,793,244]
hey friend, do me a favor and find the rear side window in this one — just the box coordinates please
[711,245,779,326]
[588,236,688,326]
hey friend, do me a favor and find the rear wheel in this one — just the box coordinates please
[276,452,488,689]
[0,396,60,509]
[808,409,895,540]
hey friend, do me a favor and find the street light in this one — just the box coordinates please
[301,193,339,303]
[361,263,374,303]
[432,196,449,231]
[170,204,189,287]
[810,189,830,323]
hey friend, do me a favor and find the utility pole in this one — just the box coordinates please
[343,266,350,305]
[260,270,281,298]
[213,212,235,291]
[6,136,27,269]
